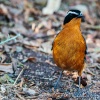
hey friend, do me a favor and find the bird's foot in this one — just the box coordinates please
[53,81,63,90]
[73,83,94,98]
[49,82,62,93]
[49,71,63,92]
[53,71,63,90]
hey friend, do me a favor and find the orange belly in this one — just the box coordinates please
[53,25,86,76]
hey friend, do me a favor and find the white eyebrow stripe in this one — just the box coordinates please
[67,11,79,15]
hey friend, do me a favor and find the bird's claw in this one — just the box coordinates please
[53,81,61,89]
[73,83,94,98]
[53,71,63,90]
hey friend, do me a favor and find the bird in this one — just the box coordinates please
[52,9,87,90]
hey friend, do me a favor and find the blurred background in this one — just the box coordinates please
[0,0,100,53]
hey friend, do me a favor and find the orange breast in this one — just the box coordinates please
[52,18,86,76]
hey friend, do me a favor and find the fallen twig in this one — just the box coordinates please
[0,33,21,45]
[16,92,25,100]
[82,23,100,30]
[13,67,26,85]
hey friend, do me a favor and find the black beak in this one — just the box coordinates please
[77,13,85,22]
[77,13,84,18]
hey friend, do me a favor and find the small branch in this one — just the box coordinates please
[16,92,25,100]
[82,23,100,30]
[13,67,25,85]
[0,34,21,45]
[86,25,100,30]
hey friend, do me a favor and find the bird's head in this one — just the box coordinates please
[63,10,84,25]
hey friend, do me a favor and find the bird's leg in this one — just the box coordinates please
[78,76,81,90]
[73,76,82,97]
[54,70,63,89]
[73,80,94,97]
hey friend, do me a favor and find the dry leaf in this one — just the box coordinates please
[38,41,52,54]
[23,88,36,95]
[0,4,8,15]
[87,74,92,82]
[23,40,40,47]
[42,0,61,15]
[0,63,13,73]
[22,57,37,63]
[0,85,6,93]
[0,54,6,63]
[86,68,95,75]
